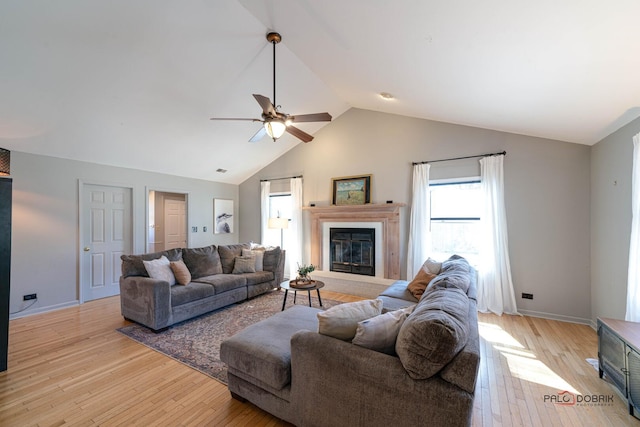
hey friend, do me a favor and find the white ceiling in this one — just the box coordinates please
[1,1,639,184]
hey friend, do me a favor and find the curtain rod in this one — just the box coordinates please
[412,151,506,165]
[260,175,303,182]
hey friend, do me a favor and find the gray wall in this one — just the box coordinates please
[9,151,238,317]
[591,116,640,322]
[240,108,592,323]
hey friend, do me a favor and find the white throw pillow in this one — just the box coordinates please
[423,257,442,274]
[242,248,264,271]
[352,306,415,354]
[143,255,176,286]
[317,299,383,341]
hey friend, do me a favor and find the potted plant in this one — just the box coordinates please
[296,263,316,284]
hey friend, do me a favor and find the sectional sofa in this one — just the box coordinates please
[119,243,285,331]
[220,254,480,426]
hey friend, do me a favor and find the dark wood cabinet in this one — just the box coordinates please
[0,177,11,371]
[597,317,640,419]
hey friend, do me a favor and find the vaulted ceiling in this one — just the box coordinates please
[2,1,639,184]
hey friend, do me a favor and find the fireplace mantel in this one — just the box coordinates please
[303,203,406,279]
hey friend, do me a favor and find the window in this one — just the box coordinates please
[269,193,292,220]
[265,193,291,248]
[430,180,481,264]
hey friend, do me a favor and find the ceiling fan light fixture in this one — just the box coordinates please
[264,119,286,140]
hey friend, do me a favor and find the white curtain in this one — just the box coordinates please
[477,155,519,315]
[407,163,431,278]
[288,177,304,280]
[260,181,270,245]
[626,133,640,321]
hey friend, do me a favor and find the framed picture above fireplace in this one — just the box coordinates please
[331,174,371,206]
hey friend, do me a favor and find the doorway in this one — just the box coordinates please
[148,191,188,252]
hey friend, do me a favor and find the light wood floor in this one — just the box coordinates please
[0,292,637,426]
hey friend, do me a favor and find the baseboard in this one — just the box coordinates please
[10,300,80,320]
[518,309,592,325]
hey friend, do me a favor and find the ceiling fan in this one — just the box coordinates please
[210,32,332,143]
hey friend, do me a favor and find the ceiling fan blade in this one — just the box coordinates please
[249,126,267,143]
[290,112,332,123]
[286,125,314,143]
[253,94,276,117]
[210,117,262,122]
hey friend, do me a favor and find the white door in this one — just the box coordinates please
[81,184,132,301]
[164,197,187,249]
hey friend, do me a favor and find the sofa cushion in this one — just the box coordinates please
[220,305,321,390]
[192,274,247,294]
[396,287,470,379]
[182,245,223,279]
[121,248,182,278]
[352,306,414,355]
[317,299,383,341]
[218,243,251,274]
[170,282,216,307]
[170,259,191,285]
[142,256,176,285]
[243,271,275,286]
[262,247,282,272]
[426,255,473,295]
[232,255,256,274]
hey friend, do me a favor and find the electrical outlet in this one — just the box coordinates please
[23,293,37,301]
[522,293,533,300]
[191,226,197,232]
[203,226,207,232]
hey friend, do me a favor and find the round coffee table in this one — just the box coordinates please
[280,280,325,311]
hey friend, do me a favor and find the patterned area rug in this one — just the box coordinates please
[116,289,341,385]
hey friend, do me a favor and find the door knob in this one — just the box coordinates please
[84,247,90,252]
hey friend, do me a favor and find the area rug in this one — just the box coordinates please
[116,290,341,385]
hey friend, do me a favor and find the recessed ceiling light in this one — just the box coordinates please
[216,168,227,173]
[379,92,394,100]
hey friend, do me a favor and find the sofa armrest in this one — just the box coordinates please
[290,331,474,427]
[119,276,172,331]
[262,248,285,285]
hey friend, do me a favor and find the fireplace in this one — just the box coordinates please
[330,228,375,276]
[303,203,405,280]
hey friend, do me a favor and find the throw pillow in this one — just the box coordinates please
[317,299,383,341]
[423,257,442,274]
[142,255,176,286]
[407,269,437,299]
[232,255,256,274]
[352,306,415,355]
[242,248,264,271]
[121,248,182,278]
[170,259,191,285]
[218,244,251,274]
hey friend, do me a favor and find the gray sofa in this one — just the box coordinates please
[220,255,480,427]
[119,243,285,331]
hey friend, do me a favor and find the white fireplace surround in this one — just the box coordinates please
[322,222,384,278]
[303,203,405,280]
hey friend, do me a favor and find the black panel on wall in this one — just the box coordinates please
[0,177,11,371]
